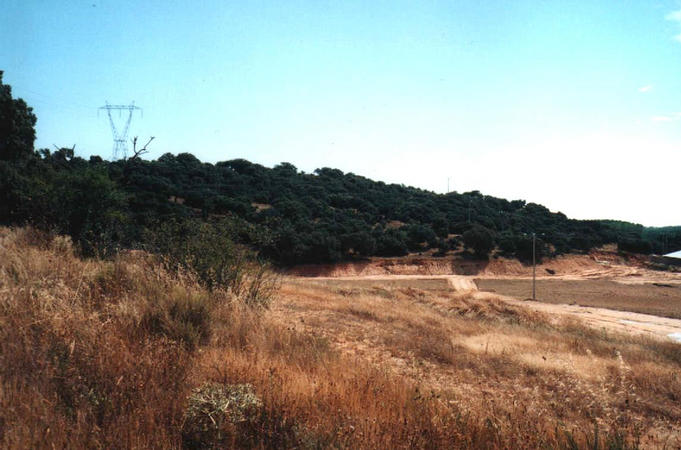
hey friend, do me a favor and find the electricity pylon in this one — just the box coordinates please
[99,101,142,160]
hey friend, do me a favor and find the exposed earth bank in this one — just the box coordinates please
[285,251,681,282]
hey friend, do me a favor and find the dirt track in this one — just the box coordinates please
[504,296,681,343]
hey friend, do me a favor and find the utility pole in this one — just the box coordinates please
[467,197,472,223]
[447,177,450,193]
[532,232,536,300]
[99,101,142,160]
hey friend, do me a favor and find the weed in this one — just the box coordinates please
[182,382,262,448]
[141,289,213,349]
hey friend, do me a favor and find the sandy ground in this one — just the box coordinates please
[501,293,681,343]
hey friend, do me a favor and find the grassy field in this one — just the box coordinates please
[2,227,680,448]
[306,277,451,291]
[278,278,681,448]
[476,279,681,319]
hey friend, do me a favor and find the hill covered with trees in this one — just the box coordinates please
[2,71,680,264]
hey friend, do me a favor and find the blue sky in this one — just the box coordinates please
[2,0,681,226]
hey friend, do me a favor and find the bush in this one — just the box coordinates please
[141,289,213,349]
[145,218,241,290]
[462,225,495,259]
[497,232,516,256]
[618,238,652,255]
[514,235,547,264]
[144,218,278,307]
[375,229,409,256]
[404,224,436,251]
[182,382,263,448]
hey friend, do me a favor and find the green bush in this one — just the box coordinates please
[375,228,409,256]
[145,218,278,307]
[514,235,547,264]
[462,225,495,259]
[618,238,652,254]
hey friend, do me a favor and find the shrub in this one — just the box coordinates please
[141,289,213,349]
[404,224,437,251]
[618,238,652,255]
[145,218,278,307]
[375,229,409,256]
[497,232,516,256]
[514,234,547,263]
[182,382,262,448]
[462,225,495,259]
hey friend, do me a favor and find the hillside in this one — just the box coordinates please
[2,71,680,264]
[4,148,681,264]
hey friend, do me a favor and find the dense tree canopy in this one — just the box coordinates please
[1,74,679,264]
[0,71,36,162]
[462,226,496,259]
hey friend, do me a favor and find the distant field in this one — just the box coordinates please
[476,279,681,319]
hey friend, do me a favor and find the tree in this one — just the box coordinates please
[404,224,436,251]
[375,229,408,256]
[497,231,517,256]
[462,225,495,259]
[617,238,652,255]
[514,235,547,264]
[341,231,376,257]
[0,71,37,161]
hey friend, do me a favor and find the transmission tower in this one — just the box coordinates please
[99,101,142,160]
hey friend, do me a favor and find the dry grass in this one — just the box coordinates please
[1,227,678,448]
[275,278,681,448]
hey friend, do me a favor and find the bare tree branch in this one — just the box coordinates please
[128,136,155,161]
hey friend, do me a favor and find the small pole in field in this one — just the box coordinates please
[532,232,536,300]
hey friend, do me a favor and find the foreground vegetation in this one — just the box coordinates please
[2,227,679,448]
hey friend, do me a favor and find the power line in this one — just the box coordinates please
[98,101,142,160]
[19,87,95,111]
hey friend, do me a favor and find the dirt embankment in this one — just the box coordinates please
[286,252,677,282]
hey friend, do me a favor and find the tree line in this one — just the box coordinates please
[2,71,680,265]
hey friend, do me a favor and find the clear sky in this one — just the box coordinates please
[2,0,680,226]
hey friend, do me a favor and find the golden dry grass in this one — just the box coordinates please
[1,227,679,448]
[275,278,681,447]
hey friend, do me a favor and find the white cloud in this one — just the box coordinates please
[638,85,653,93]
[666,10,681,21]
[666,10,681,42]
[651,112,681,122]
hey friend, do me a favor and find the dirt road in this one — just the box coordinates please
[500,293,681,343]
